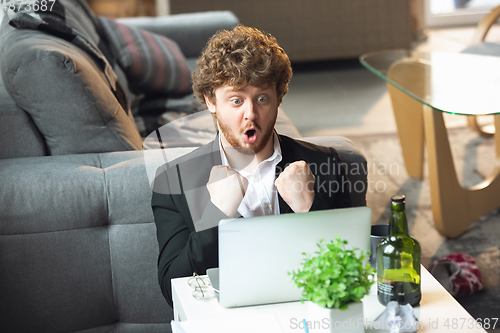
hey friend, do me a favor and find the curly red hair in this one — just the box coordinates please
[192,25,292,106]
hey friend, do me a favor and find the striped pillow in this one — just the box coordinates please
[100,17,191,97]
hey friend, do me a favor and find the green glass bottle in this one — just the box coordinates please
[377,195,421,306]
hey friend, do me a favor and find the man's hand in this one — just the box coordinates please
[207,165,248,218]
[275,161,315,213]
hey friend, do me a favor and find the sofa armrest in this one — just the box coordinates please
[116,11,239,58]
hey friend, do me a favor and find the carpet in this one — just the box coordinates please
[349,125,500,331]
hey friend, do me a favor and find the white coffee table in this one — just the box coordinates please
[172,267,489,332]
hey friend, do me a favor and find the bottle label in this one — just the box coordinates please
[378,280,393,296]
[378,277,420,296]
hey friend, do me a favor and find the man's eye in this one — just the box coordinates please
[258,96,267,103]
[231,99,242,105]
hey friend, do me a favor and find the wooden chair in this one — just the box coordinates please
[465,5,500,137]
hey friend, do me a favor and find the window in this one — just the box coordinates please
[426,0,500,27]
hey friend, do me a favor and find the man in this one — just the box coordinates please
[152,25,351,307]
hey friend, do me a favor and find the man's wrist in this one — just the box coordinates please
[290,195,314,213]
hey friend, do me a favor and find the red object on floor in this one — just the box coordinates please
[429,253,484,297]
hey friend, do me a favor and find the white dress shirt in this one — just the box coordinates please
[219,132,282,217]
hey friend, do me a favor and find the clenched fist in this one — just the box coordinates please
[206,165,248,218]
[275,161,315,213]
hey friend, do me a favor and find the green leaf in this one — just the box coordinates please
[289,236,375,309]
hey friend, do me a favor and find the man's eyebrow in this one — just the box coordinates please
[257,86,273,92]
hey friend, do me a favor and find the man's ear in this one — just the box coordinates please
[204,95,216,113]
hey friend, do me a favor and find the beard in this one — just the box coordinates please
[217,112,277,155]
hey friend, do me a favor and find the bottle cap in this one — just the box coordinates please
[391,195,405,203]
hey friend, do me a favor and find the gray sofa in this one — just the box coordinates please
[0,1,368,332]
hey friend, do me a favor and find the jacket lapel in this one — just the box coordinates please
[276,133,292,214]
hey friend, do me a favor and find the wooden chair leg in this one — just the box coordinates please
[467,116,495,137]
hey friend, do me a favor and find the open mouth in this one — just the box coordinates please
[244,128,258,144]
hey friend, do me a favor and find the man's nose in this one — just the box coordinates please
[244,101,258,121]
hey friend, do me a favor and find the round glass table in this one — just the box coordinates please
[360,49,500,238]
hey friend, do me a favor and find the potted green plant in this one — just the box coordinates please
[290,236,375,333]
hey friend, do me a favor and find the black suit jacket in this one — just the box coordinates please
[151,134,351,307]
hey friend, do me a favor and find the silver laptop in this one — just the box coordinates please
[207,206,372,308]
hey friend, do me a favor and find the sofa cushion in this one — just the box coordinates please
[0,229,118,332]
[100,17,192,97]
[0,70,47,159]
[0,0,143,156]
[116,11,240,59]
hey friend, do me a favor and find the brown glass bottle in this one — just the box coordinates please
[377,195,421,306]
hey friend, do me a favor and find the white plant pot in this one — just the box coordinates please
[307,301,365,333]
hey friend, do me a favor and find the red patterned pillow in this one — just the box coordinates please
[100,17,191,96]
